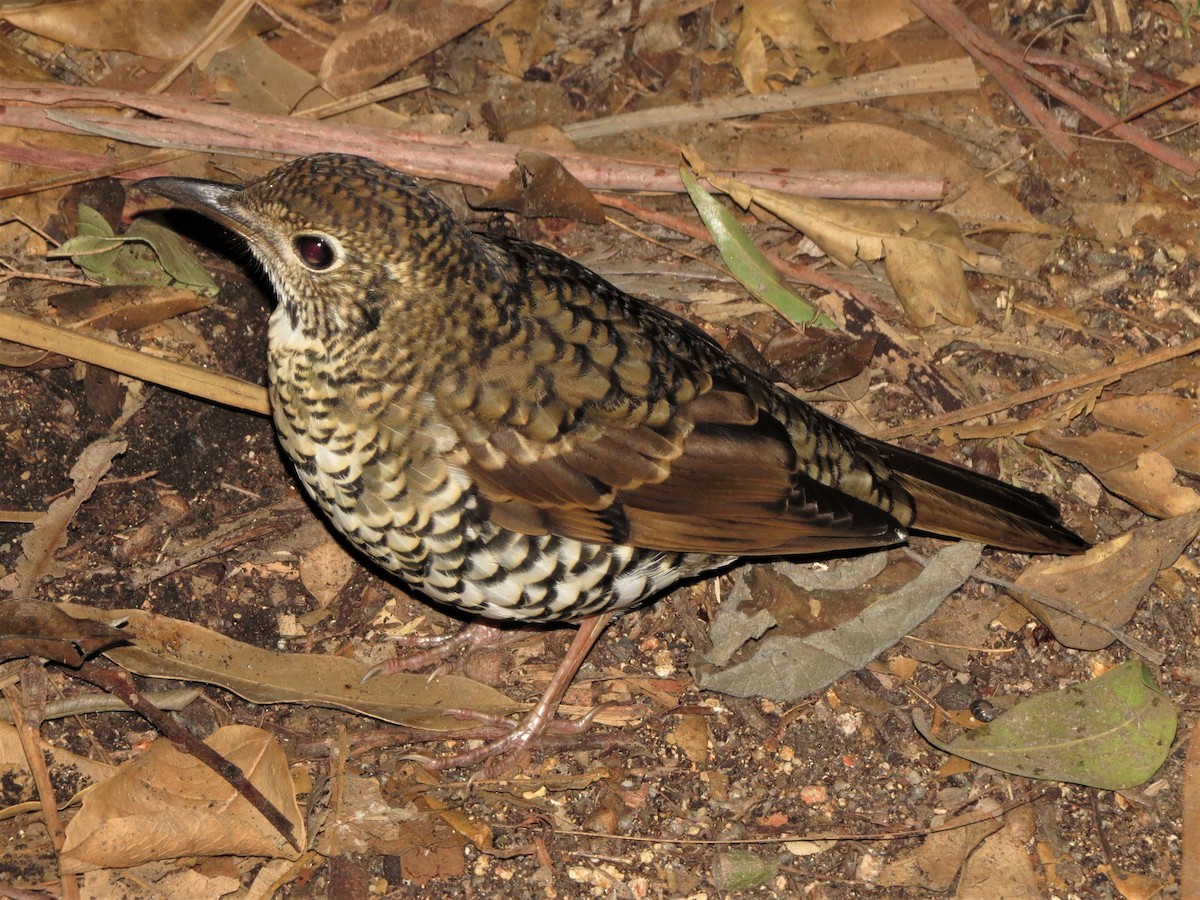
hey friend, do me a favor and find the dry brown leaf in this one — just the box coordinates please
[1073,201,1168,248]
[1029,396,1200,518]
[0,0,271,60]
[415,793,498,858]
[61,724,303,871]
[58,602,522,730]
[877,801,1001,889]
[668,713,711,765]
[1013,512,1200,651]
[10,439,125,599]
[319,0,514,97]
[956,805,1040,899]
[1091,394,1200,477]
[0,600,126,665]
[1127,453,1200,517]
[207,35,328,114]
[50,285,209,333]
[806,0,923,43]
[883,232,974,327]
[481,152,606,224]
[1098,864,1168,900]
[485,0,556,78]
[733,0,842,93]
[298,538,358,606]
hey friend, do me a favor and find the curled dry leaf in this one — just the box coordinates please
[807,0,924,43]
[1028,393,1200,518]
[50,284,210,333]
[1092,394,1200,476]
[10,438,126,599]
[61,724,304,871]
[1012,511,1200,651]
[956,805,1041,899]
[878,801,1002,890]
[298,537,358,606]
[732,0,842,93]
[1098,864,1168,900]
[0,600,126,666]
[481,152,606,224]
[668,713,711,765]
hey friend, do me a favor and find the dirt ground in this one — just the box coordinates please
[1,0,1199,897]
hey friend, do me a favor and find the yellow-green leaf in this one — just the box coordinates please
[680,166,837,329]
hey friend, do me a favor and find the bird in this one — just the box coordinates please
[136,153,1088,770]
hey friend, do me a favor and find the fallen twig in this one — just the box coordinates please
[0,81,944,200]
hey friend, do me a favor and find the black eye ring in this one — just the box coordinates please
[293,234,336,270]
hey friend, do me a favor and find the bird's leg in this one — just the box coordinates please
[363,617,545,680]
[406,611,614,771]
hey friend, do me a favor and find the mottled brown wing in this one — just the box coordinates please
[463,379,904,555]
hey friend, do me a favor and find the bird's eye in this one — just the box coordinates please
[293,234,336,270]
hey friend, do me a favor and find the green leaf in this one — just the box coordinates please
[915,660,1177,789]
[50,205,219,296]
[680,166,837,329]
[76,204,115,239]
[126,219,219,295]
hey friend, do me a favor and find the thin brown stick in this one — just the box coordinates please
[3,680,80,900]
[563,58,979,141]
[907,0,1074,159]
[546,788,1050,844]
[874,335,1200,440]
[148,0,258,94]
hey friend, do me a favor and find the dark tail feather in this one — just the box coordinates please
[872,442,1089,555]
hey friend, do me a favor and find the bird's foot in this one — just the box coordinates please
[363,617,546,681]
[403,705,611,773]
[400,612,615,773]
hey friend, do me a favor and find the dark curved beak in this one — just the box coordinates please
[134,177,255,236]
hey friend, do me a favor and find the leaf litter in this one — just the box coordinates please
[0,0,1197,896]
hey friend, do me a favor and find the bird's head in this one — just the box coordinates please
[137,154,487,349]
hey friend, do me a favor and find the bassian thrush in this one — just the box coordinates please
[138,154,1088,769]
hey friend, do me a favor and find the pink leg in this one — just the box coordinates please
[405,611,615,771]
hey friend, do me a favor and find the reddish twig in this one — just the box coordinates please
[0,81,945,200]
[911,0,1200,176]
